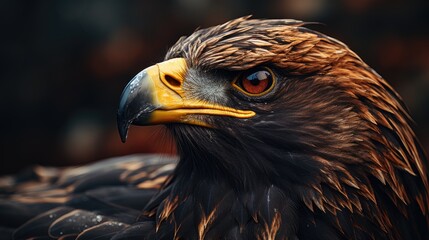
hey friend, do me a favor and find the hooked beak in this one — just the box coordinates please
[117,58,255,142]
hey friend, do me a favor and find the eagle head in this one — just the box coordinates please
[117,17,429,239]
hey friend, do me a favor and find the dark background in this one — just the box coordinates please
[1,0,428,175]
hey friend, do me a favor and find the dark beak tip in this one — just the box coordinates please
[117,70,152,143]
[119,125,128,143]
[120,133,127,143]
[117,115,130,143]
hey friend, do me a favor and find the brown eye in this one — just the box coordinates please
[233,68,275,96]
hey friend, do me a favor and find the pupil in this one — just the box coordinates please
[248,71,269,85]
[250,79,260,86]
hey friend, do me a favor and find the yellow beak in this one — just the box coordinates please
[117,58,255,142]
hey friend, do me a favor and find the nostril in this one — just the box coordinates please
[165,74,181,88]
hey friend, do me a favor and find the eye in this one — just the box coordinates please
[233,68,275,96]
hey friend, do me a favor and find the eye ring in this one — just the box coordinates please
[232,67,276,97]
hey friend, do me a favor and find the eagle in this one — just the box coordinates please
[0,17,428,240]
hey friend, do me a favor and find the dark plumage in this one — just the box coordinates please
[1,17,428,239]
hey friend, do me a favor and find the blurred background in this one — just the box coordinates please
[1,0,428,174]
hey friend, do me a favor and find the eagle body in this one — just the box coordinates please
[1,17,428,239]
